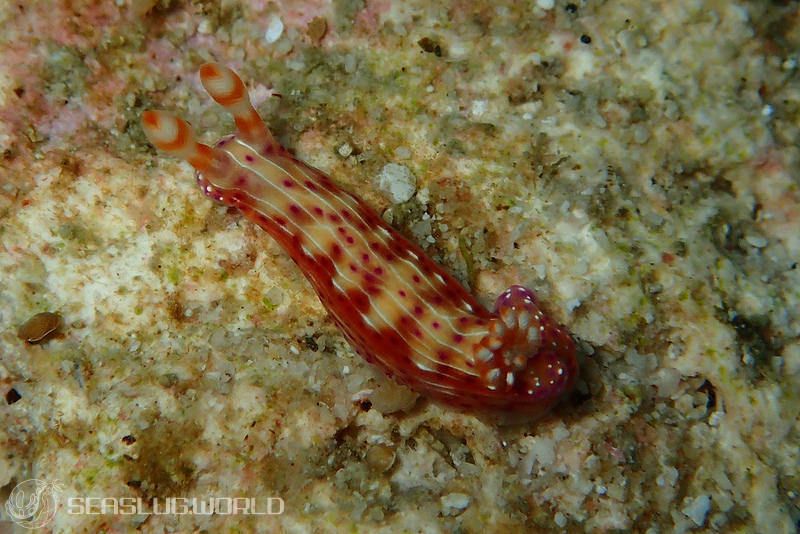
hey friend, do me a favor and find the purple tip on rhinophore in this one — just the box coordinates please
[494,285,538,311]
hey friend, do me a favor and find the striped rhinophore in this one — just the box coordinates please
[141,63,579,418]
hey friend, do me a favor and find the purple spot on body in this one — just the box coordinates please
[245,155,254,162]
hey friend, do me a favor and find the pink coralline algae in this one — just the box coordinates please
[141,64,578,418]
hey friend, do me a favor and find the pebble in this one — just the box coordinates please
[745,233,767,248]
[265,15,284,43]
[471,99,488,117]
[377,163,417,203]
[337,142,353,158]
[440,493,470,515]
[682,495,711,526]
[17,312,62,344]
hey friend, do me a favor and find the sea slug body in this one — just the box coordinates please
[141,64,578,418]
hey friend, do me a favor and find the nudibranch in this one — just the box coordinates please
[141,64,578,418]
